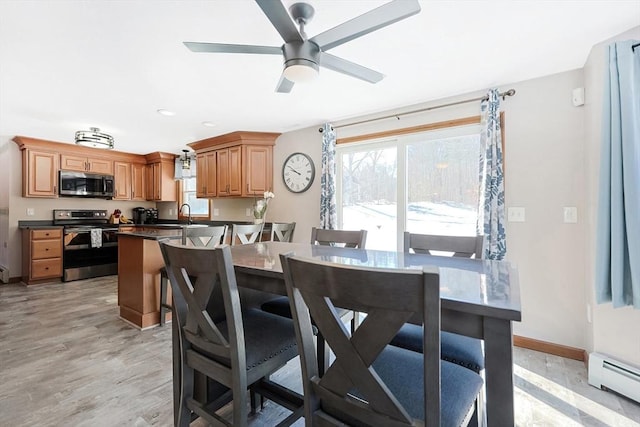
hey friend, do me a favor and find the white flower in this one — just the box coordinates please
[264,191,275,199]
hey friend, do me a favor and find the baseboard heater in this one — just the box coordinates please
[588,352,640,403]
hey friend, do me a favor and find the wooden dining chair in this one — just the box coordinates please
[281,253,483,427]
[159,241,303,427]
[270,222,296,242]
[394,232,486,425]
[310,226,367,248]
[230,223,263,245]
[261,228,367,374]
[159,225,229,326]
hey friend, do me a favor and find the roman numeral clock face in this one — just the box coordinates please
[282,152,315,193]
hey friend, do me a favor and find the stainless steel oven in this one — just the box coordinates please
[54,209,119,281]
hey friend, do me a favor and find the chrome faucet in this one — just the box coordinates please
[179,203,192,225]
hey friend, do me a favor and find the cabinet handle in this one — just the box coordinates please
[45,233,50,236]
[53,185,57,195]
[45,267,49,270]
[45,248,49,251]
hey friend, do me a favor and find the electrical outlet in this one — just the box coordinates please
[563,207,578,223]
[214,209,220,217]
[26,208,35,216]
[169,209,173,215]
[245,208,251,217]
[507,207,525,222]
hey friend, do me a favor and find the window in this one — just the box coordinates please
[337,121,482,251]
[179,177,210,218]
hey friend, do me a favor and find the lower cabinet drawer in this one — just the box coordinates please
[31,258,62,279]
[32,240,62,259]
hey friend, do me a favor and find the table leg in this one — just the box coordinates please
[483,317,515,426]
[172,314,180,426]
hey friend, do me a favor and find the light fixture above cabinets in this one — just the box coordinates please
[75,127,114,149]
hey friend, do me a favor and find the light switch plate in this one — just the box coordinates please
[26,208,35,216]
[214,209,220,217]
[507,207,525,222]
[564,207,578,223]
[245,208,251,217]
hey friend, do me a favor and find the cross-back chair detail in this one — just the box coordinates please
[159,242,302,427]
[310,227,367,248]
[270,222,296,242]
[231,223,263,245]
[281,254,483,426]
[404,232,483,258]
[182,225,228,248]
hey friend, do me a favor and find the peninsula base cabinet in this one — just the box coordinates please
[21,228,63,285]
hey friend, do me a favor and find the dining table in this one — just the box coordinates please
[227,241,522,427]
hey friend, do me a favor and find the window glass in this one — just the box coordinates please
[337,124,481,251]
[181,177,209,217]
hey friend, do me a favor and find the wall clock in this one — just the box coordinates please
[282,152,315,193]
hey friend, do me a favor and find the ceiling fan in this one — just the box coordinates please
[184,0,421,93]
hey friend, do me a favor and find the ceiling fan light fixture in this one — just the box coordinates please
[283,59,319,83]
[75,127,114,149]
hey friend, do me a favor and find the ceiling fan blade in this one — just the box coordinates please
[255,0,303,43]
[310,0,421,51]
[320,52,384,84]
[184,42,282,55]
[275,74,295,93]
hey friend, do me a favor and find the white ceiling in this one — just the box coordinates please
[1,1,638,155]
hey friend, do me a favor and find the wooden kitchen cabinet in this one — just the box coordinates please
[21,228,63,285]
[188,131,279,198]
[196,151,217,197]
[131,163,146,201]
[217,146,242,196]
[60,154,114,174]
[145,152,177,202]
[113,161,132,200]
[22,149,59,197]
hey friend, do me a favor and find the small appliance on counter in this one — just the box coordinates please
[144,208,158,224]
[132,207,147,225]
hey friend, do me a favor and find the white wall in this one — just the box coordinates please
[584,26,640,367]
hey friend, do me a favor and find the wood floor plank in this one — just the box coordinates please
[1,277,638,426]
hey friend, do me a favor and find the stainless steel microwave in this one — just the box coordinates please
[59,171,114,198]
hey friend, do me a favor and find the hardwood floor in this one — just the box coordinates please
[1,276,638,426]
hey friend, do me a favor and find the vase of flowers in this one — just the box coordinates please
[253,191,275,224]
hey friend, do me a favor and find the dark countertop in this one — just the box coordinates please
[18,224,64,229]
[117,229,183,240]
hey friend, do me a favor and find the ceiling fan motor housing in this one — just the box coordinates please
[282,40,320,70]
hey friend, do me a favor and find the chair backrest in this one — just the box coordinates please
[403,232,483,258]
[159,242,245,370]
[182,225,228,248]
[270,222,296,242]
[310,227,367,248]
[281,253,441,426]
[231,223,263,245]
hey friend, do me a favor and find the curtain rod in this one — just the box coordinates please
[319,88,516,132]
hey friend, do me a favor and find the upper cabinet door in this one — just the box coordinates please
[243,145,272,196]
[131,163,146,201]
[216,149,230,196]
[88,158,114,175]
[196,152,216,198]
[25,150,59,197]
[113,162,132,200]
[60,154,113,174]
[228,146,242,196]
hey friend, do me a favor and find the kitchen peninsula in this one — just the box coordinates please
[117,227,182,329]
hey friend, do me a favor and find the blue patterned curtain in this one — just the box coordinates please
[596,40,640,309]
[320,123,337,229]
[477,89,507,260]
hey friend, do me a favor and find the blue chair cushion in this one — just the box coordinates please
[261,296,350,325]
[390,323,484,373]
[200,308,298,372]
[346,345,483,427]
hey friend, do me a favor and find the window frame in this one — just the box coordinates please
[336,114,504,251]
[178,177,211,220]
